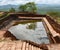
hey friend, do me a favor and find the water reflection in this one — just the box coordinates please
[26,23,36,30]
[8,21,50,44]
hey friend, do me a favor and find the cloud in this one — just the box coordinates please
[0,0,33,5]
[35,0,60,4]
[0,0,60,5]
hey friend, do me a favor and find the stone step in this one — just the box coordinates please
[0,41,42,50]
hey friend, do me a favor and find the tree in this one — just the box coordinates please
[26,2,37,13]
[19,2,37,13]
[9,8,15,12]
[19,5,27,12]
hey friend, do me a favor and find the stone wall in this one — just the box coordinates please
[0,13,60,33]
[46,15,60,33]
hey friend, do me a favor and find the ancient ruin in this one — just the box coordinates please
[0,13,60,50]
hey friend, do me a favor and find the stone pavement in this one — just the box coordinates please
[0,41,42,50]
[0,41,60,50]
[47,44,60,50]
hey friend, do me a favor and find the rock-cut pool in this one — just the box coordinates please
[8,20,50,44]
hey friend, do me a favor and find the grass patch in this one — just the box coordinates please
[0,13,10,20]
[47,11,60,24]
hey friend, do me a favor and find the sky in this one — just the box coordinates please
[0,0,60,5]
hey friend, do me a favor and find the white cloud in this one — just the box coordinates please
[0,0,33,5]
[0,0,60,5]
[35,0,60,4]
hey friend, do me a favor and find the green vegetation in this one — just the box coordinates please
[47,11,60,17]
[25,2,37,13]
[0,13,10,20]
[0,14,3,17]
[47,12,60,23]
[9,8,15,12]
[0,13,4,18]
[19,2,37,13]
[27,23,36,30]
[19,5,27,12]
[4,2,37,13]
